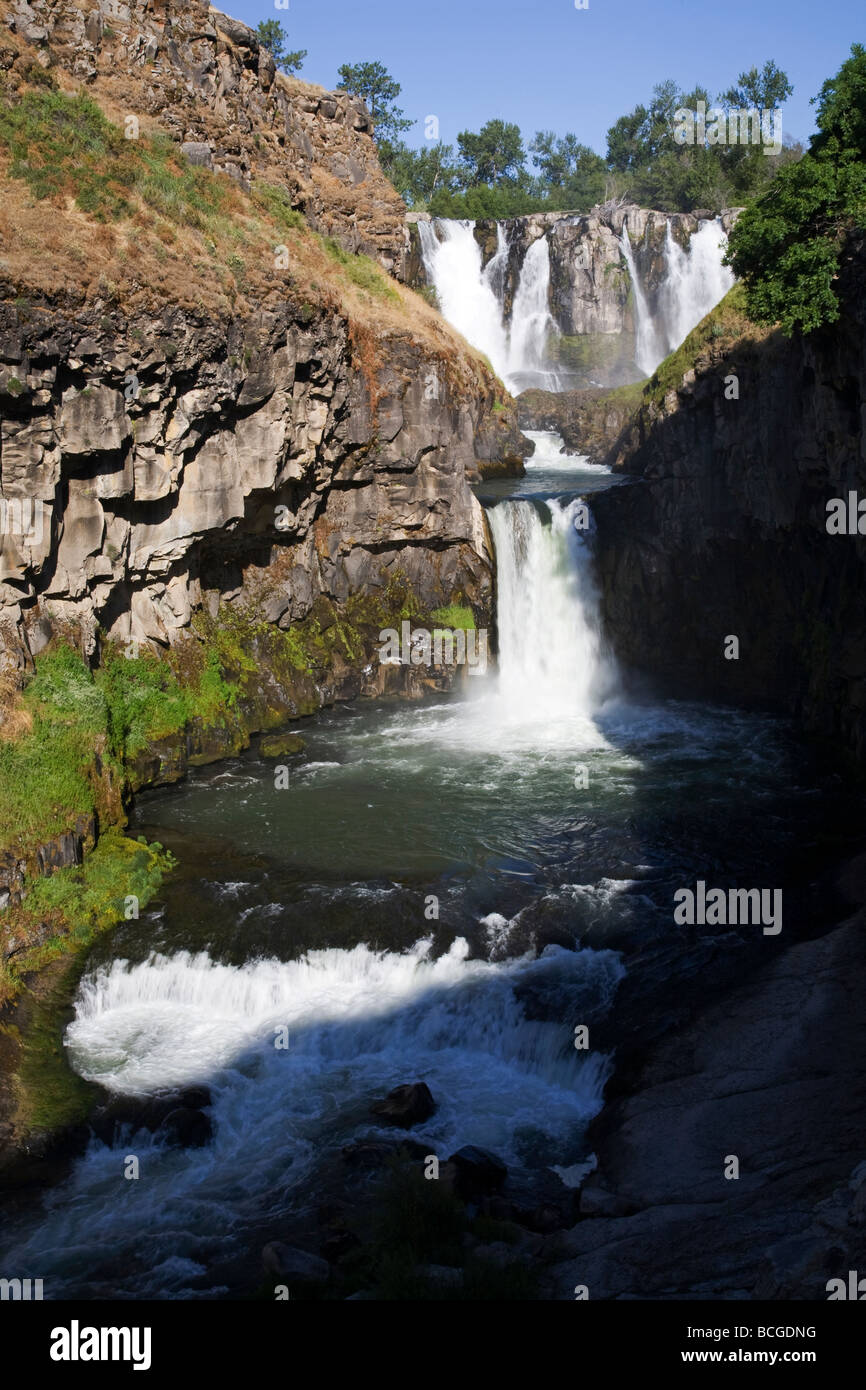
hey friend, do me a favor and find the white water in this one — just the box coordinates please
[506,236,560,390]
[520,429,608,475]
[418,220,560,393]
[3,939,622,1295]
[657,219,736,358]
[2,433,630,1296]
[421,214,735,388]
[622,217,735,375]
[488,497,615,727]
[619,225,666,376]
[417,219,510,382]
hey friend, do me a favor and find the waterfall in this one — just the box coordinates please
[506,236,561,392]
[418,219,559,393]
[657,219,736,354]
[619,226,665,376]
[417,219,511,382]
[485,496,616,735]
[421,213,736,390]
[620,216,735,376]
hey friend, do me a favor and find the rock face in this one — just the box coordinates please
[518,386,641,468]
[0,293,503,673]
[592,236,866,765]
[1,0,407,273]
[546,904,866,1300]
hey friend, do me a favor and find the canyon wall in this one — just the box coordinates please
[591,238,866,765]
[3,0,407,271]
[0,0,528,685]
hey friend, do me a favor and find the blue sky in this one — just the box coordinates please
[229,0,861,155]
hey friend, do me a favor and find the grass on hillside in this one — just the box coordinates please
[322,236,400,303]
[0,82,491,382]
[641,282,766,407]
[0,88,230,228]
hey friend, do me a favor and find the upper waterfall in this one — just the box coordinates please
[418,219,561,394]
[655,220,736,364]
[417,219,512,383]
[618,226,665,377]
[415,208,737,392]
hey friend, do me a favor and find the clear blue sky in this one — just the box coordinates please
[228,0,862,153]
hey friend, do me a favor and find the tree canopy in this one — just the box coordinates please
[726,44,866,334]
[336,61,413,145]
[361,57,798,218]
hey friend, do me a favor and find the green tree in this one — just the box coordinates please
[529,131,605,205]
[336,61,413,144]
[720,60,793,113]
[810,42,866,157]
[606,104,650,172]
[456,119,526,185]
[255,19,306,75]
[384,141,460,207]
[726,45,866,333]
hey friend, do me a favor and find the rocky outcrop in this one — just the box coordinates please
[1,0,407,273]
[591,237,866,765]
[518,384,643,468]
[0,291,502,673]
[545,891,866,1299]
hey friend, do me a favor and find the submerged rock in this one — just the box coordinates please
[160,1107,212,1149]
[370,1082,436,1128]
[259,733,306,759]
[91,1086,212,1147]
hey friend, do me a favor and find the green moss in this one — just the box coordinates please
[3,830,174,984]
[551,331,633,375]
[260,732,306,758]
[3,831,174,1129]
[320,235,400,303]
[12,967,98,1135]
[0,828,174,1024]
[0,647,114,853]
[430,604,475,631]
[642,282,755,408]
[0,573,438,857]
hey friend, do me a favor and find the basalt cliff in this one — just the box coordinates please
[0,0,528,897]
[587,241,866,767]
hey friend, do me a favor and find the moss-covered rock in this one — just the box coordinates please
[260,732,306,758]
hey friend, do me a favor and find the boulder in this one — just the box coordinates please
[259,732,306,759]
[371,1082,436,1128]
[91,1086,212,1146]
